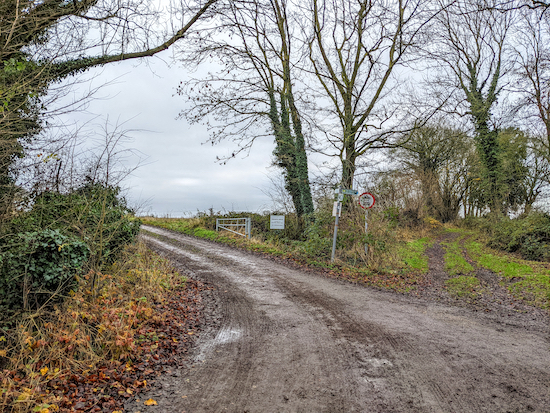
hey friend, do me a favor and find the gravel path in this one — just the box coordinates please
[125,226,550,413]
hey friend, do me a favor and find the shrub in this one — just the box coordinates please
[302,228,332,257]
[0,229,88,310]
[383,206,400,227]
[0,183,141,311]
[9,183,141,267]
[486,213,550,261]
[462,213,550,261]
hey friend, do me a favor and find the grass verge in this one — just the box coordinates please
[465,240,550,308]
[142,217,430,293]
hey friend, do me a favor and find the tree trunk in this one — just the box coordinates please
[341,132,357,190]
[269,89,312,217]
[287,87,314,216]
[474,122,501,213]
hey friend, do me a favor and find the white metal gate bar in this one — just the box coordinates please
[216,217,251,239]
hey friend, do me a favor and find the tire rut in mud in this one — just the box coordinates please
[416,232,548,331]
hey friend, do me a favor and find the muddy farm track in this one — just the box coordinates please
[126,226,550,413]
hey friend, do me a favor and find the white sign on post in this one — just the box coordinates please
[270,215,285,229]
[332,201,342,217]
[330,187,357,263]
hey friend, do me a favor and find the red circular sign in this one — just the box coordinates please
[359,192,375,209]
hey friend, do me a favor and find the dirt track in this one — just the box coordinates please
[126,226,550,413]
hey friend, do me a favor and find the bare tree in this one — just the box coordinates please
[425,0,513,212]
[392,123,475,221]
[178,0,314,216]
[19,117,146,195]
[511,8,550,150]
[306,0,436,190]
[522,137,550,213]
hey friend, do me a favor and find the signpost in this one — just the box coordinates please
[332,201,342,217]
[359,192,376,256]
[330,189,377,262]
[343,189,358,195]
[359,192,375,209]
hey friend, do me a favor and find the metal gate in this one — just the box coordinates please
[216,217,251,239]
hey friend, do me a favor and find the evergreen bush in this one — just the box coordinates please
[464,213,550,261]
[0,229,88,310]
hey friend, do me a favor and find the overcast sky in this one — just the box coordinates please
[55,51,288,217]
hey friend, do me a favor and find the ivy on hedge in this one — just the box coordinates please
[0,229,88,309]
[0,183,141,311]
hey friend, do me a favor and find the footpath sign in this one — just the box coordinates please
[270,215,285,230]
[343,189,358,195]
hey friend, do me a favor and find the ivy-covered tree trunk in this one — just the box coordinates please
[474,120,501,212]
[463,63,503,213]
[286,89,314,216]
[268,89,314,217]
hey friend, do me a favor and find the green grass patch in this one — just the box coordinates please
[464,239,550,308]
[466,241,534,278]
[442,236,474,276]
[445,276,482,299]
[397,238,431,273]
[508,275,550,309]
[193,227,220,240]
[444,251,474,275]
